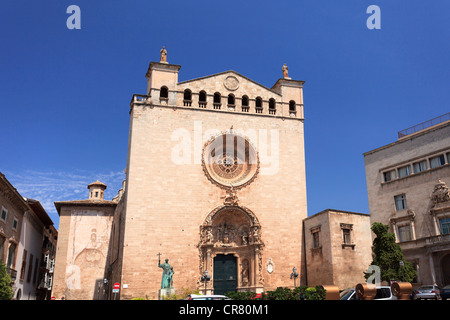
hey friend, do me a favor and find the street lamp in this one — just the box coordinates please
[399,260,404,282]
[103,278,109,300]
[201,270,211,295]
[290,267,299,287]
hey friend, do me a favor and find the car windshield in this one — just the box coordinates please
[443,285,450,289]
[340,289,354,300]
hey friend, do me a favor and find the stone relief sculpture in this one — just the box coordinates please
[431,179,450,204]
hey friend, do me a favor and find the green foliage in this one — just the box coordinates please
[226,286,326,301]
[0,262,13,300]
[365,222,417,283]
[225,291,256,300]
[161,287,200,300]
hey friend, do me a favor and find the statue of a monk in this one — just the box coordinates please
[158,257,172,289]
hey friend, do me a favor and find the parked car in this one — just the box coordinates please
[340,286,397,300]
[439,285,450,300]
[184,294,231,300]
[414,285,440,300]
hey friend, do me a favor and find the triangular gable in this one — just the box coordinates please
[177,70,282,96]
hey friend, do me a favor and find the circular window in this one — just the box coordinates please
[202,133,259,189]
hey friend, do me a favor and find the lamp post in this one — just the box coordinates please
[290,267,299,288]
[201,270,211,295]
[103,278,109,300]
[399,260,404,282]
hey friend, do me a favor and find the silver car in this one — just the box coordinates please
[340,286,397,300]
[413,285,440,300]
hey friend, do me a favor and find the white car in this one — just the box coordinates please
[340,286,397,300]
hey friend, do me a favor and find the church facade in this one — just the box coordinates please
[52,49,308,300]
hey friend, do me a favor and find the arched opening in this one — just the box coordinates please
[213,92,222,109]
[241,95,249,112]
[213,92,221,109]
[199,90,207,108]
[228,94,235,106]
[289,100,296,113]
[198,205,264,294]
[255,97,262,113]
[160,86,168,99]
[269,98,276,115]
[183,89,192,106]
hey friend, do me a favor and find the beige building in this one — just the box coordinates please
[364,114,450,286]
[0,172,56,300]
[303,209,372,290]
[52,49,308,300]
[53,181,117,300]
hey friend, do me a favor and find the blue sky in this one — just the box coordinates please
[1,1,449,230]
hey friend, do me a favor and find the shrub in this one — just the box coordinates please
[0,263,13,300]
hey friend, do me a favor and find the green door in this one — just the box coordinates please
[213,254,237,295]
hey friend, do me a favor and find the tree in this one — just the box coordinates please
[0,262,13,300]
[365,222,417,283]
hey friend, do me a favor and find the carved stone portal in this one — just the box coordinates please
[197,205,264,292]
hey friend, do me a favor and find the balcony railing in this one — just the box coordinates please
[398,112,450,139]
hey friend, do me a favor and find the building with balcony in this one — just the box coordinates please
[0,172,56,299]
[364,113,450,286]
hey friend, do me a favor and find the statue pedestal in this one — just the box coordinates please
[159,288,175,300]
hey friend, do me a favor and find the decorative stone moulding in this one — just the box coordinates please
[202,132,259,190]
[223,75,240,91]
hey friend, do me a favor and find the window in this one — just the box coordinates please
[312,231,320,248]
[289,100,296,113]
[20,249,27,281]
[241,95,249,112]
[1,207,7,222]
[7,243,16,269]
[0,236,5,262]
[343,229,351,244]
[213,92,221,109]
[430,155,445,169]
[199,90,207,108]
[227,94,235,106]
[269,98,276,115]
[447,152,450,164]
[183,89,192,106]
[413,160,428,173]
[394,194,407,211]
[160,86,168,99]
[27,253,33,282]
[383,169,397,182]
[440,217,450,235]
[398,225,412,242]
[255,97,263,113]
[12,217,18,230]
[398,165,411,178]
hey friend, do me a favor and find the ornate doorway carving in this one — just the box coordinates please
[198,205,264,293]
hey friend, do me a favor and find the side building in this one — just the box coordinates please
[0,172,56,300]
[364,113,450,287]
[303,209,372,290]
